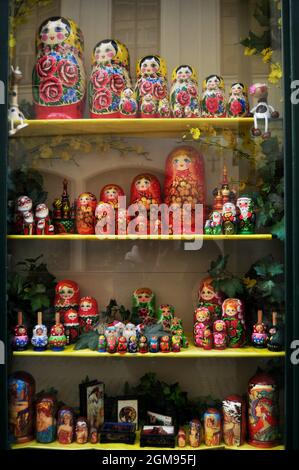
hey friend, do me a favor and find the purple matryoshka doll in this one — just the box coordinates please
[9,371,35,443]
[170,65,200,117]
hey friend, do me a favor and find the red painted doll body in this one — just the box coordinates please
[222,298,246,348]
[98,184,126,235]
[129,174,162,234]
[78,296,99,333]
[55,280,80,314]
[198,277,222,323]
[76,192,97,235]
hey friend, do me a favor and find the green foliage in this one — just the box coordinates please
[75,331,99,351]
[208,255,245,298]
[102,299,132,323]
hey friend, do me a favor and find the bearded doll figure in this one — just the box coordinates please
[55,280,80,314]
[15,196,33,234]
[35,203,54,235]
[78,296,99,333]
[227,82,249,118]
[222,298,246,348]
[236,196,255,234]
[201,74,226,118]
[198,277,223,323]
[75,192,97,235]
[170,65,200,117]
[135,55,170,118]
[132,287,156,323]
[23,210,35,235]
[89,39,137,118]
[222,202,237,235]
[204,210,222,235]
[33,17,86,119]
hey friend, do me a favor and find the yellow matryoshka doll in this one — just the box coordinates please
[200,74,226,118]
[170,65,200,117]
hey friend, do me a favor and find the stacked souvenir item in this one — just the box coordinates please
[14,196,54,235]
[170,65,200,117]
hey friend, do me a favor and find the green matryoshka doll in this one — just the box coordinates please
[132,287,155,323]
[158,304,175,330]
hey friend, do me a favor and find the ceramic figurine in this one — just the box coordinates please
[89,39,136,118]
[49,313,67,351]
[149,335,159,353]
[249,83,279,138]
[132,287,156,322]
[31,311,48,351]
[202,326,213,350]
[117,335,128,354]
[57,406,74,444]
[172,335,181,352]
[79,296,99,332]
[222,298,246,348]
[107,332,118,353]
[267,311,284,352]
[8,66,28,136]
[36,393,57,443]
[222,395,246,447]
[236,196,255,234]
[15,196,33,234]
[135,55,170,118]
[138,335,148,353]
[89,427,98,444]
[63,309,80,344]
[157,304,174,330]
[123,323,137,342]
[55,280,80,313]
[114,321,126,337]
[204,408,222,446]
[252,310,268,348]
[128,335,138,353]
[198,277,222,322]
[204,211,222,235]
[222,202,237,235]
[193,307,212,347]
[130,173,162,211]
[213,320,227,350]
[177,427,187,447]
[8,371,35,443]
[170,65,200,117]
[76,192,97,235]
[98,334,107,352]
[201,75,226,118]
[248,372,279,448]
[23,210,35,235]
[227,82,249,117]
[35,203,54,235]
[100,184,125,209]
[13,312,29,351]
[189,419,201,447]
[52,179,75,234]
[160,335,171,353]
[75,417,89,444]
[33,17,86,119]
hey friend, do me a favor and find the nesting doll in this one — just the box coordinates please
[222,395,246,447]
[100,184,125,209]
[89,428,99,444]
[15,196,33,234]
[132,287,156,322]
[204,408,222,446]
[193,306,212,347]
[23,211,35,235]
[89,39,136,118]
[227,82,249,117]
[251,310,268,348]
[139,335,148,353]
[31,312,48,351]
[201,74,226,118]
[204,211,222,235]
[78,296,99,332]
[170,65,200,117]
[76,192,97,235]
[135,55,170,118]
[128,335,138,353]
[222,202,237,235]
[36,394,57,443]
[98,334,107,352]
[160,335,171,353]
[172,335,181,352]
[149,335,159,352]
[99,183,125,235]
[236,196,255,234]
[63,309,80,344]
[95,201,115,235]
[222,298,246,348]
[57,406,74,444]
[267,311,284,352]
[9,372,35,443]
[158,304,175,330]
[13,312,29,351]
[75,417,89,444]
[107,331,118,353]
[33,17,86,119]
[213,320,227,350]
[35,203,54,235]
[55,280,80,313]
[189,419,201,447]
[198,277,222,322]
[49,315,67,351]
[130,173,162,211]
[117,335,128,353]
[177,427,187,447]
[202,326,213,350]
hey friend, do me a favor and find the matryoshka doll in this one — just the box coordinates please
[222,395,246,447]
[201,74,226,118]
[49,313,67,351]
[89,427,98,444]
[75,417,89,444]
[222,298,246,348]
[33,17,86,119]
[149,335,159,353]
[236,196,255,234]
[95,201,115,235]
[227,82,249,118]
[36,393,57,443]
[57,406,74,444]
[252,309,268,348]
[248,372,279,448]
[55,280,80,314]
[98,334,107,352]
[160,335,171,353]
[132,287,156,322]
[13,312,29,351]
[107,331,118,353]
[78,296,99,332]
[135,55,170,118]
[202,326,213,350]
[177,427,187,447]
[204,211,222,235]
[189,419,201,447]
[138,335,148,353]
[76,192,97,235]
[193,307,211,347]
[170,65,200,117]
[99,183,125,235]
[117,335,128,354]
[130,173,162,211]
[158,304,174,331]
[9,371,35,443]
[128,335,138,353]
[198,277,222,323]
[31,311,48,351]
[15,196,33,234]
[222,202,237,235]
[89,39,136,118]
[64,309,80,344]
[203,408,222,446]
[267,311,284,352]
[213,320,227,350]
[172,335,181,352]
[35,203,54,235]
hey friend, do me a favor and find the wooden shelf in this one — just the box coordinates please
[7,234,273,240]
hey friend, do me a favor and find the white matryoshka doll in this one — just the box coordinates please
[170,65,200,117]
[227,82,249,118]
[33,16,86,119]
[201,74,226,118]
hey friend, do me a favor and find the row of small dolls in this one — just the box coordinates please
[205,198,255,235]
[98,331,186,354]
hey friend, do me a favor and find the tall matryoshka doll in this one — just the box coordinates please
[170,65,200,117]
[36,393,57,443]
[227,82,249,118]
[54,280,80,314]
[99,184,125,235]
[129,173,162,234]
[222,298,246,348]
[75,192,97,234]
[132,287,156,324]
[78,296,99,332]
[89,39,137,118]
[135,55,170,118]
[9,371,35,443]
[33,17,86,119]
[201,74,226,118]
[198,277,223,323]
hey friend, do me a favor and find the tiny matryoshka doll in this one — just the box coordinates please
[139,335,148,353]
[89,39,136,118]
[202,326,213,350]
[9,371,35,443]
[267,311,284,352]
[128,335,138,353]
[64,309,80,344]
[100,184,125,209]
[13,312,29,351]
[198,277,222,322]
[158,304,175,330]
[204,211,222,235]
[204,408,222,446]
[31,312,48,351]
[252,310,268,348]
[189,419,201,447]
[135,55,170,118]
[98,334,107,352]
[170,65,200,118]
[107,331,118,353]
[172,335,181,352]
[49,314,67,351]
[160,335,171,353]
[227,82,249,118]
[222,395,246,447]
[55,280,80,313]
[15,196,33,234]
[132,287,156,322]
[75,417,89,444]
[130,173,162,212]
[33,17,86,119]
[76,192,97,235]
[117,335,128,354]
[222,298,246,348]
[213,320,227,350]
[36,393,57,443]
[35,203,54,235]
[149,335,159,353]
[201,74,226,118]
[78,296,99,333]
[222,202,237,235]
[193,307,212,347]
[89,427,98,444]
[57,406,74,444]
[236,196,255,235]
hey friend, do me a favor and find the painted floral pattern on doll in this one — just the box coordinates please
[130,174,162,210]
[78,296,99,333]
[193,306,212,347]
[170,65,200,117]
[76,192,97,235]
[222,298,246,348]
[33,16,86,119]
[198,277,222,322]
[227,83,249,117]
[132,287,156,323]
[201,75,226,118]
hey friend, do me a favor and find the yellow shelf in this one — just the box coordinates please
[12,117,253,138]
[7,234,273,240]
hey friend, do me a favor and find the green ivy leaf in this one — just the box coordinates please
[271,216,285,241]
[208,255,229,278]
[213,277,244,298]
[88,333,100,350]
[30,294,50,312]
[75,332,97,350]
[259,279,275,297]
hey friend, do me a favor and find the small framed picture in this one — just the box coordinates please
[79,379,104,429]
[117,398,138,428]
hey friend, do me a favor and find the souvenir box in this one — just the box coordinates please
[140,425,176,448]
[99,422,136,444]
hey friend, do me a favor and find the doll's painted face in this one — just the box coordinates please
[24,212,34,224]
[215,321,224,332]
[195,308,209,322]
[79,194,93,205]
[223,202,236,216]
[225,305,237,317]
[104,187,118,200]
[176,66,192,81]
[80,299,93,311]
[137,291,152,303]
[172,154,192,171]
[35,203,49,219]
[206,75,221,91]
[140,57,160,75]
[17,196,32,212]
[135,177,151,192]
[94,41,117,62]
[211,212,221,224]
[40,19,70,45]
[59,285,75,300]
[200,286,215,301]
[231,83,244,96]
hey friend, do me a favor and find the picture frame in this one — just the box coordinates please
[117,398,138,428]
[79,379,104,430]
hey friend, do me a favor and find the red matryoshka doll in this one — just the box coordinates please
[35,203,54,235]
[78,296,99,332]
[189,419,201,447]
[132,287,156,322]
[95,201,115,235]
[55,280,80,313]
[13,312,29,351]
[227,82,249,118]
[15,196,33,234]
[248,372,280,448]
[23,210,35,235]
[89,427,98,444]
[117,335,128,354]
[203,408,222,446]
[170,65,200,118]
[222,395,246,447]
[75,417,89,444]
[160,335,171,353]
[76,192,97,235]
[252,309,268,348]
[9,371,35,443]
[177,427,187,447]
[193,307,211,347]
[64,309,80,344]
[202,326,213,350]
[100,184,125,209]
[213,320,227,350]
[201,74,226,118]
[130,173,162,212]
[198,277,222,322]
[138,335,148,353]
[135,55,170,118]
[89,39,137,118]
[57,406,74,444]
[49,313,67,351]
[36,393,57,444]
[222,298,246,348]
[33,17,86,119]
[107,331,118,353]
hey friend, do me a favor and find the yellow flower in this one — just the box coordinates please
[9,34,16,49]
[244,47,257,56]
[70,139,81,150]
[261,47,273,63]
[40,145,53,158]
[243,277,257,289]
[239,181,246,191]
[268,62,283,84]
[51,136,63,145]
[190,127,201,140]
[61,151,70,161]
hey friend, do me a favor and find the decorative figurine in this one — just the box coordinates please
[170,65,200,117]
[249,83,279,138]
[160,335,171,353]
[177,427,187,447]
[49,313,67,351]
[23,210,35,235]
[75,417,89,444]
[55,280,80,313]
[222,395,246,447]
[15,196,33,234]
[9,371,35,443]
[198,277,222,322]
[89,427,99,444]
[57,406,74,444]
[128,335,138,353]
[130,173,162,211]
[75,192,97,235]
[123,323,137,342]
[138,335,148,353]
[78,296,99,332]
[212,165,237,210]
[52,179,75,234]
[213,320,227,350]
[157,304,174,330]
[35,203,54,235]
[13,312,29,351]
[132,287,156,322]
[204,408,222,446]
[63,309,80,344]
[95,201,115,235]
[31,311,48,351]
[204,211,222,235]
[107,332,118,354]
[135,55,170,118]
[193,307,212,347]
[100,184,125,209]
[149,335,159,353]
[189,419,201,447]
[36,393,57,443]
[227,82,249,117]
[98,334,107,352]
[201,75,226,118]
[267,311,284,352]
[236,196,255,234]
[171,335,181,352]
[33,16,86,119]
[202,326,213,350]
[252,310,268,348]
[89,39,136,118]
[222,298,246,348]
[117,335,128,354]
[248,372,280,448]
[222,202,237,235]
[8,66,28,136]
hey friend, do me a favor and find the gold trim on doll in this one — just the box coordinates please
[171,65,197,83]
[136,55,167,79]
[91,39,130,69]
[36,17,84,56]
